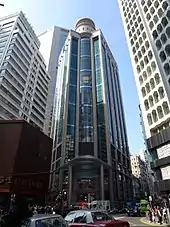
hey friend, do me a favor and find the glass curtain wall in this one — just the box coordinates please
[65,38,78,163]
[79,38,93,143]
[93,37,107,163]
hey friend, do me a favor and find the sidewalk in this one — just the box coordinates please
[140,217,169,226]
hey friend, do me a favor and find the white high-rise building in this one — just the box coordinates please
[39,27,69,137]
[118,0,170,194]
[0,11,50,134]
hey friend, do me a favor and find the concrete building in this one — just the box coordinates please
[39,27,69,137]
[0,12,50,134]
[50,18,133,207]
[0,120,52,207]
[130,155,149,197]
[118,0,170,194]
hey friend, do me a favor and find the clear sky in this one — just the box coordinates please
[0,0,145,154]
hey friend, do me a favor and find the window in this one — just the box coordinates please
[161,34,167,44]
[143,71,147,80]
[147,113,153,125]
[162,1,168,10]
[158,87,165,99]
[154,1,159,8]
[141,87,146,97]
[166,27,170,38]
[153,91,159,103]
[149,21,154,30]
[155,73,160,84]
[157,24,163,33]
[167,10,170,21]
[147,66,152,76]
[156,40,162,50]
[144,100,149,110]
[150,78,155,89]
[165,45,170,56]
[152,110,158,122]
[164,63,170,75]
[163,101,170,114]
[141,46,146,54]
[146,83,151,93]
[91,212,112,222]
[65,212,76,223]
[152,30,158,39]
[160,51,166,62]
[162,17,168,28]
[74,213,86,223]
[139,76,143,85]
[149,96,154,107]
[148,51,153,60]
[146,13,151,21]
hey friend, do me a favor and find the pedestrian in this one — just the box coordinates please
[157,207,163,225]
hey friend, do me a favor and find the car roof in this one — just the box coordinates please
[68,210,108,214]
[30,214,62,221]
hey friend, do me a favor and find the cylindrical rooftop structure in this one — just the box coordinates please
[75,18,96,34]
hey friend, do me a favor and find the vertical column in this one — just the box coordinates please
[59,170,64,191]
[109,169,114,208]
[100,164,104,200]
[68,165,73,206]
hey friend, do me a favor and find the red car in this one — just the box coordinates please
[65,210,130,227]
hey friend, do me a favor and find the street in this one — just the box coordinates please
[114,214,152,226]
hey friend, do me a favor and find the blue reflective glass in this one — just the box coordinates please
[80,72,92,86]
[71,38,78,55]
[69,85,76,104]
[81,38,91,56]
[96,85,103,103]
[71,54,77,69]
[67,104,76,125]
[80,87,92,104]
[94,55,100,69]
[67,125,75,137]
[80,56,91,70]
[95,69,102,85]
[93,38,99,54]
[70,69,77,85]
[80,105,93,126]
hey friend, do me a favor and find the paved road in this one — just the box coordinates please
[114,215,149,226]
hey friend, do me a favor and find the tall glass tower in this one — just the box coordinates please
[51,18,132,206]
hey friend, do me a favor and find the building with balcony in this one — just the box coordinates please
[50,18,133,207]
[0,12,50,134]
[118,0,170,194]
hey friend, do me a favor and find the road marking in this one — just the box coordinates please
[115,217,125,219]
[140,217,167,226]
[128,221,136,226]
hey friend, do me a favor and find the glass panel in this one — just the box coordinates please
[67,104,76,125]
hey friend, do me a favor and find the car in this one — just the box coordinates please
[21,214,69,227]
[65,210,130,227]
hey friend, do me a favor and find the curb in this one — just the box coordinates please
[140,217,167,226]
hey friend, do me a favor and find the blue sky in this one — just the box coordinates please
[1,0,144,154]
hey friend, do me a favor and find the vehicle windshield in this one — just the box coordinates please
[91,212,113,222]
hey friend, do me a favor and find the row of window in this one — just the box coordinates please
[144,87,165,110]
[139,73,160,86]
[147,102,170,125]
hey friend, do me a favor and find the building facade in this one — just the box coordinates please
[51,18,132,206]
[130,155,149,197]
[0,120,52,206]
[0,12,50,134]
[118,0,170,194]
[39,27,69,137]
